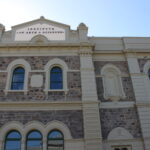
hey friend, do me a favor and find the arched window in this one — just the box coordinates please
[47,130,64,150]
[148,69,150,79]
[4,130,21,150]
[50,67,63,89]
[11,67,25,90]
[26,130,42,150]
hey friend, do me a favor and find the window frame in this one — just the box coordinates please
[148,68,150,80]
[5,59,31,95]
[44,58,68,93]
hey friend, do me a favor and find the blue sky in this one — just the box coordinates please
[0,0,150,37]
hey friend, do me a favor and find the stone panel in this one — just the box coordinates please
[96,77,135,101]
[0,56,80,70]
[100,108,142,139]
[67,72,81,101]
[0,110,83,139]
[94,61,129,75]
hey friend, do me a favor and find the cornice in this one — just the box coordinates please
[136,102,150,108]
[0,101,83,110]
[0,101,100,110]
[0,42,94,48]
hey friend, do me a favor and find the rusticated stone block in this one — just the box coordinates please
[0,110,84,139]
[0,56,80,70]
[121,77,135,101]
[100,108,142,139]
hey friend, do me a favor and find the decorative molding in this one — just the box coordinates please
[107,127,134,140]
[100,102,135,109]
[45,120,72,140]
[0,120,73,149]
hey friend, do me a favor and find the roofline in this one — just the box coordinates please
[11,16,70,29]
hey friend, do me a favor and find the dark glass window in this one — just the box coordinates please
[148,69,150,79]
[47,130,64,150]
[114,148,128,150]
[5,131,21,150]
[50,67,63,89]
[11,67,25,90]
[26,130,42,150]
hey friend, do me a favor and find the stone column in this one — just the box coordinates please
[21,137,25,150]
[80,48,103,150]
[126,52,150,150]
[43,136,47,150]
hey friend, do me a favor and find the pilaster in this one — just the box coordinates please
[126,53,147,102]
[80,47,103,150]
[126,52,150,150]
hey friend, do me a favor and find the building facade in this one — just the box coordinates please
[0,17,150,150]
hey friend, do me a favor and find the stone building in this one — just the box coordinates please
[0,16,150,150]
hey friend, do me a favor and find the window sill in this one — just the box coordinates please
[4,89,28,95]
[44,89,69,94]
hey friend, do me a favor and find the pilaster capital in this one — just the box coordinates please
[123,50,138,58]
[79,49,93,56]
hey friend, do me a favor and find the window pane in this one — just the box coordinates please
[48,130,64,150]
[5,141,20,150]
[28,131,42,139]
[7,131,21,139]
[148,69,150,79]
[51,73,62,81]
[50,83,62,89]
[27,141,42,150]
[14,68,25,73]
[51,67,62,73]
[5,131,21,150]
[11,83,24,90]
[48,131,63,139]
[12,74,24,82]
[50,67,63,89]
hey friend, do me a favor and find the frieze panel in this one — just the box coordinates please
[100,108,142,139]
